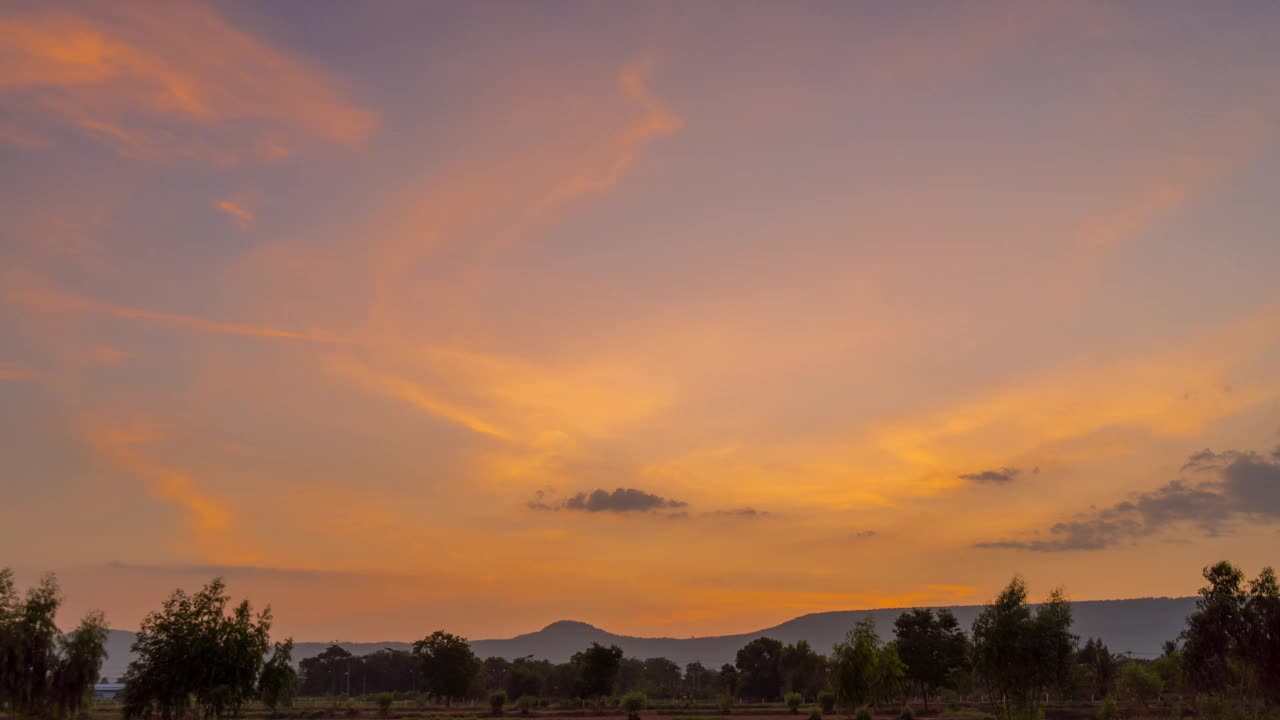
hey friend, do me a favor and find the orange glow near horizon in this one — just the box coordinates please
[2,0,1280,643]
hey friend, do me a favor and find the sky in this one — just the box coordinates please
[2,0,1280,642]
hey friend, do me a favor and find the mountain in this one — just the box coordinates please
[99,597,1196,681]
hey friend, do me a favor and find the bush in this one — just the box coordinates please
[818,692,836,714]
[900,708,914,720]
[490,691,508,716]
[517,695,538,716]
[809,711,824,720]
[374,694,394,717]
[622,691,648,720]
[786,693,804,714]
[856,706,873,720]
[1098,696,1119,720]
[718,695,735,714]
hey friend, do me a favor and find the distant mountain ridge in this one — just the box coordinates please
[100,597,1197,682]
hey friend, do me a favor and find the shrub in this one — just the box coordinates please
[786,693,804,714]
[809,711,824,720]
[342,700,359,718]
[517,695,538,716]
[374,694,394,717]
[856,706,873,720]
[490,691,508,716]
[622,691,648,720]
[1098,696,1119,720]
[900,707,914,720]
[818,692,836,714]
[718,695,735,714]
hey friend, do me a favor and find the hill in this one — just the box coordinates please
[99,596,1196,681]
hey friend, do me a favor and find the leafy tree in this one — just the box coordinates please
[121,577,272,720]
[736,637,784,702]
[507,657,552,700]
[1072,638,1117,702]
[571,643,623,702]
[0,570,109,720]
[781,640,827,700]
[412,631,479,707]
[875,642,907,706]
[621,690,647,720]
[1181,561,1280,707]
[641,658,682,698]
[785,691,803,713]
[1097,695,1119,720]
[1243,566,1280,705]
[893,608,970,710]
[831,619,882,711]
[259,639,299,712]
[970,577,1076,720]
[718,664,739,697]
[1116,662,1162,707]
[618,657,646,694]
[1182,561,1247,696]
[684,662,714,699]
[818,690,836,714]
[489,689,507,715]
[299,645,355,696]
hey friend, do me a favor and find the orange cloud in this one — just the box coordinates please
[0,1,376,163]
[83,420,232,534]
[0,362,34,382]
[214,199,254,230]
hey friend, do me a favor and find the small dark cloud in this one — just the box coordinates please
[959,467,1021,484]
[977,447,1280,552]
[528,487,686,513]
[850,530,876,539]
[703,507,771,519]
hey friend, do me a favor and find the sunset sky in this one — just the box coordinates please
[3,0,1280,642]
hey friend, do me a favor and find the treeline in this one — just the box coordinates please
[0,561,1276,720]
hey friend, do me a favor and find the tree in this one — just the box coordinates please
[736,637,784,702]
[412,631,479,707]
[970,577,1076,720]
[121,577,273,720]
[0,570,109,720]
[571,643,623,702]
[684,662,714,699]
[1072,638,1117,702]
[621,690,647,720]
[875,643,907,707]
[259,640,299,712]
[893,608,969,710]
[831,618,881,711]
[718,664,739,697]
[1181,561,1280,706]
[1116,662,1162,708]
[299,645,354,696]
[781,640,827,700]
[641,658,682,698]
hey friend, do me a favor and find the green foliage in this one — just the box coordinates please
[122,577,272,720]
[1097,696,1119,720]
[971,577,1075,720]
[621,690,647,720]
[571,643,623,702]
[1181,561,1280,706]
[785,692,804,713]
[736,637,785,702]
[855,705,873,720]
[517,694,538,715]
[260,639,299,711]
[818,690,836,713]
[374,693,394,717]
[1073,638,1117,701]
[900,706,915,720]
[831,618,882,710]
[782,640,828,700]
[489,690,508,715]
[809,710,824,720]
[0,569,109,720]
[894,608,971,711]
[413,631,480,707]
[1116,662,1163,707]
[718,693,735,713]
[876,643,907,706]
